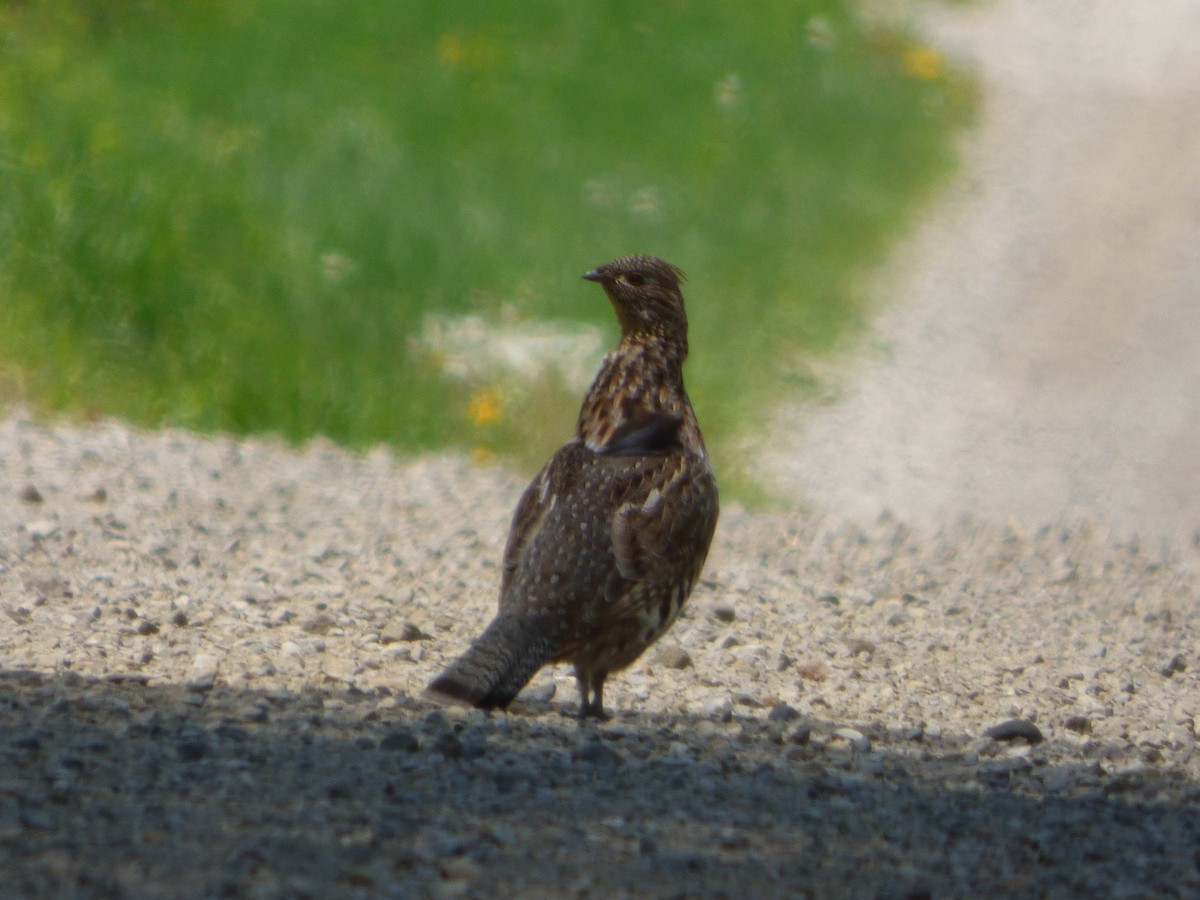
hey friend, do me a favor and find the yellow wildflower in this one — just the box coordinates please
[902,46,943,81]
[468,389,503,426]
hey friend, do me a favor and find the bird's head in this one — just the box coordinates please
[583,255,689,356]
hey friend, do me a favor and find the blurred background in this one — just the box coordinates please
[0,0,970,498]
[761,0,1200,538]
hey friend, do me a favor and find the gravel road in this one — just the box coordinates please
[2,414,1198,898]
[761,0,1200,538]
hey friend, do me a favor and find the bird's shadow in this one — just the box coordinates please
[1,668,1197,898]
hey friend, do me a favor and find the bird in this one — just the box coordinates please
[425,254,719,718]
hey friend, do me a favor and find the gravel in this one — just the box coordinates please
[2,412,1199,898]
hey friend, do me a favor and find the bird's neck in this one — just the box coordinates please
[575,336,705,456]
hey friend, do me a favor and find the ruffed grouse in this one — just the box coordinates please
[426,255,719,718]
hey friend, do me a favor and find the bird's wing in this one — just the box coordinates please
[609,455,719,584]
[497,440,626,634]
[500,456,559,598]
[496,440,716,647]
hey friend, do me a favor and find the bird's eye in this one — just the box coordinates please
[625,272,646,287]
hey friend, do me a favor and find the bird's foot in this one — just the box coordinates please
[561,702,609,722]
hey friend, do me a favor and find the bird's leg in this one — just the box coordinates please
[571,667,610,720]
[585,674,608,720]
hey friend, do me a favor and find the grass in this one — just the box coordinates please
[0,1,973,490]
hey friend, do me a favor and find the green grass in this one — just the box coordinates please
[0,1,973,486]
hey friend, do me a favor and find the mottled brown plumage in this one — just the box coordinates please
[426,255,719,718]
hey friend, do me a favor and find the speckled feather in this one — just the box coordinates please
[426,255,719,717]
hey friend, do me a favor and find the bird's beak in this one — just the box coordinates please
[582,269,603,283]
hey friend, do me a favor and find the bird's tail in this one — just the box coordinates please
[424,614,557,710]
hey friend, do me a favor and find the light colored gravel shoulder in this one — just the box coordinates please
[2,413,1199,898]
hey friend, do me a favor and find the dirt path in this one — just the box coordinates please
[760,0,1200,538]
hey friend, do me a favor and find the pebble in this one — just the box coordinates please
[1047,561,1078,585]
[845,637,876,657]
[832,727,871,752]
[20,808,56,831]
[214,723,249,743]
[26,520,59,540]
[439,856,482,884]
[1064,715,1093,734]
[787,723,813,745]
[282,638,325,657]
[11,732,42,750]
[19,484,44,504]
[667,740,691,758]
[655,646,693,669]
[704,696,733,722]
[570,740,623,767]
[461,732,489,759]
[422,710,449,731]
[237,703,269,724]
[431,733,463,758]
[1159,653,1187,677]
[984,718,1044,744]
[712,604,737,623]
[517,681,556,704]
[381,620,430,643]
[796,660,830,681]
[176,734,210,761]
[767,702,801,723]
[301,613,337,635]
[1041,770,1074,793]
[186,654,220,691]
[380,728,420,752]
